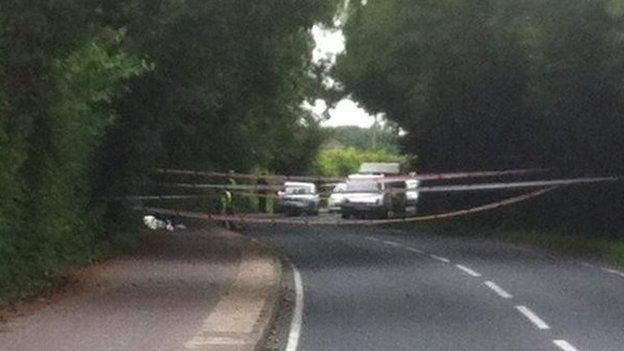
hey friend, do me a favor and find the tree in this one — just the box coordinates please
[96,0,343,196]
[0,0,345,303]
[0,1,148,302]
[335,0,624,226]
[336,0,624,173]
[324,124,401,151]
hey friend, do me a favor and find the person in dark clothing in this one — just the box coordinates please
[257,177,268,213]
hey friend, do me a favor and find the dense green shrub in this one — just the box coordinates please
[0,28,148,303]
[313,147,407,176]
[335,0,624,228]
[0,1,341,303]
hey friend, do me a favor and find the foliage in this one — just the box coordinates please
[0,14,148,302]
[314,147,407,176]
[0,1,343,303]
[323,125,400,152]
[99,0,340,177]
[336,0,624,173]
[335,0,624,227]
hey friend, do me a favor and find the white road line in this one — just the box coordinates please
[383,240,402,247]
[286,264,304,351]
[405,247,424,254]
[553,339,579,351]
[455,264,482,277]
[484,281,513,298]
[602,267,624,278]
[515,305,550,330]
[430,254,450,263]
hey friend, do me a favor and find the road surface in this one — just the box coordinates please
[245,223,624,351]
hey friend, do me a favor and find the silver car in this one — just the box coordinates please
[276,182,320,216]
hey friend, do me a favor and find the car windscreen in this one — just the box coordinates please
[283,187,313,194]
[345,181,382,193]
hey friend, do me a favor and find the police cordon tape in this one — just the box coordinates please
[125,195,210,201]
[155,167,545,182]
[408,176,621,192]
[134,186,558,226]
[156,168,343,182]
[143,175,622,199]
[124,193,277,201]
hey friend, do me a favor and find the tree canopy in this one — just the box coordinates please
[0,0,341,303]
[336,0,624,173]
[334,0,624,229]
[323,124,400,151]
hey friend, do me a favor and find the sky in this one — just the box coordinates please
[306,25,380,129]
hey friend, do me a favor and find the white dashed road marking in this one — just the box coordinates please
[484,281,513,299]
[383,240,401,247]
[357,233,592,350]
[553,339,579,351]
[360,236,582,349]
[455,264,482,277]
[430,254,450,263]
[515,305,550,330]
[405,247,424,254]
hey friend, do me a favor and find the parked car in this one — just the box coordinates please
[405,179,420,208]
[327,182,347,213]
[276,182,320,216]
[340,178,407,219]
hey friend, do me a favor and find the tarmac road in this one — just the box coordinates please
[245,223,624,351]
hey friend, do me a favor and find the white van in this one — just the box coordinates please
[340,178,407,219]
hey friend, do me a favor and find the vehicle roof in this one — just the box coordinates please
[346,178,403,184]
[283,181,315,187]
[348,174,384,180]
[358,162,401,174]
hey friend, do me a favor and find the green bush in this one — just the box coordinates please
[0,1,340,305]
[0,29,149,304]
[313,147,407,176]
